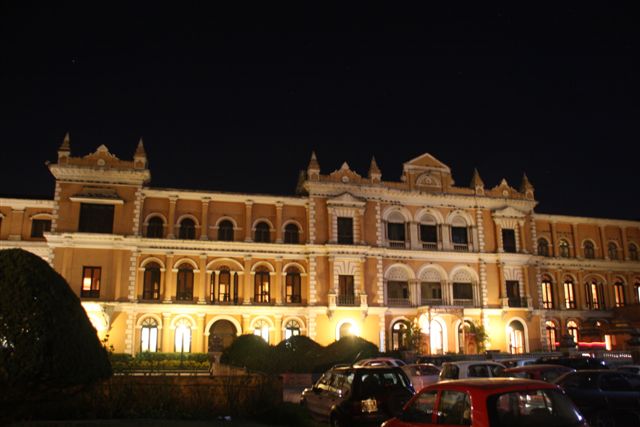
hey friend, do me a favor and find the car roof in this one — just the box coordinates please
[442,360,505,367]
[332,365,403,373]
[503,364,574,373]
[424,377,557,392]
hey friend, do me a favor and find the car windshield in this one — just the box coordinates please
[355,370,410,397]
[487,389,584,427]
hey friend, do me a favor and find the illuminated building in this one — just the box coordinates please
[2,135,639,355]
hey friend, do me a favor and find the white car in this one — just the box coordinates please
[353,357,407,368]
[401,363,441,390]
[499,357,537,368]
[439,360,505,381]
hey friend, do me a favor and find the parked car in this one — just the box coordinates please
[382,378,588,427]
[535,355,609,370]
[499,357,538,368]
[415,355,455,367]
[554,369,640,427]
[401,363,441,390]
[300,365,415,426]
[616,364,640,375]
[439,360,506,381]
[502,364,575,382]
[353,357,407,368]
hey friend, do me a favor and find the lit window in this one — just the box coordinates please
[567,320,579,344]
[614,281,626,307]
[176,265,194,301]
[253,319,270,342]
[391,320,409,350]
[585,280,605,310]
[558,240,570,258]
[285,268,301,304]
[546,321,557,351]
[541,278,554,309]
[508,321,525,354]
[140,318,158,352]
[284,319,301,340]
[254,269,270,303]
[430,320,443,355]
[174,319,191,353]
[563,280,576,309]
[142,262,161,300]
[81,266,101,298]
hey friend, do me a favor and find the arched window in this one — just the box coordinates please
[142,262,161,300]
[284,319,301,340]
[583,241,595,259]
[387,211,406,247]
[285,267,301,304]
[537,238,549,257]
[208,320,237,352]
[254,221,271,243]
[391,320,410,351]
[457,320,473,354]
[212,267,238,304]
[178,218,196,240]
[419,215,438,249]
[430,320,444,355]
[174,318,192,353]
[585,279,605,310]
[140,318,159,352]
[567,320,579,345]
[563,279,576,309]
[254,268,270,303]
[176,265,194,301]
[387,280,410,306]
[614,281,626,308]
[559,240,570,258]
[218,220,234,241]
[629,243,638,261]
[253,319,270,343]
[284,223,300,244]
[452,281,474,306]
[451,217,469,251]
[608,242,618,260]
[146,216,164,238]
[508,320,525,354]
[545,321,557,351]
[541,277,554,309]
[338,322,354,340]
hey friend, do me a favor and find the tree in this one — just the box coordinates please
[0,249,111,406]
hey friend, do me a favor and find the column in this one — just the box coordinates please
[275,201,283,243]
[409,279,419,306]
[522,265,530,307]
[327,208,335,243]
[470,225,479,252]
[328,256,336,294]
[243,256,252,304]
[575,270,584,310]
[9,209,24,240]
[274,315,283,344]
[124,310,136,355]
[359,208,366,244]
[497,263,507,306]
[167,196,177,239]
[556,269,564,310]
[571,224,580,258]
[198,254,207,304]
[275,257,283,304]
[599,226,607,259]
[606,271,614,309]
[244,200,253,242]
[410,221,420,249]
[551,222,558,257]
[621,226,630,260]
[242,314,251,334]
[163,253,174,303]
[496,224,504,253]
[518,221,527,253]
[197,313,206,352]
[441,224,451,250]
[162,313,173,352]
[200,197,210,240]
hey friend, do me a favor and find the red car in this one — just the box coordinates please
[382,378,588,427]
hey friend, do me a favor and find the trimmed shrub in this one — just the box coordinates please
[0,249,111,406]
[221,334,274,372]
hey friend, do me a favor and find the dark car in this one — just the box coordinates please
[535,355,609,370]
[382,378,588,427]
[554,369,640,427]
[502,364,575,382]
[301,365,415,426]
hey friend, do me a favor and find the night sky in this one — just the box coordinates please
[1,4,638,220]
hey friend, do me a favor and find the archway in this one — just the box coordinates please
[508,320,525,354]
[208,319,237,352]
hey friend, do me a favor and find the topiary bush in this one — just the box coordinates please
[0,249,112,408]
[272,335,324,373]
[220,334,275,372]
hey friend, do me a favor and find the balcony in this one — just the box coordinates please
[421,242,438,250]
[452,298,475,307]
[508,297,528,308]
[388,240,406,248]
[388,297,412,307]
[211,297,239,305]
[251,297,275,306]
[453,243,469,252]
[337,294,357,306]
[285,295,305,305]
[421,298,443,306]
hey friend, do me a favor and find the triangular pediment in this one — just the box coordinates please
[492,206,527,218]
[327,192,366,207]
[403,153,451,172]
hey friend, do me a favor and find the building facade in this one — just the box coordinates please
[2,136,639,356]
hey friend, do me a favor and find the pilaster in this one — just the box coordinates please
[244,200,253,242]
[167,196,177,239]
[275,201,283,243]
[200,197,210,240]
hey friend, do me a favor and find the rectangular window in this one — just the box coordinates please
[387,223,406,242]
[337,217,353,244]
[506,280,524,307]
[542,281,554,309]
[78,203,114,233]
[564,282,576,309]
[421,281,442,305]
[141,327,158,352]
[452,282,473,301]
[451,226,468,244]
[614,284,625,308]
[502,229,516,253]
[338,275,355,305]
[81,266,101,298]
[31,219,51,238]
[420,224,437,243]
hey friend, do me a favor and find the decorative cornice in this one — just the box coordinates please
[141,188,306,206]
[534,213,640,227]
[48,164,151,185]
[0,198,55,210]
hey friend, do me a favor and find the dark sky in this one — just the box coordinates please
[1,3,638,220]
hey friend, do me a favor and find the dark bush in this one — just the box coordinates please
[0,249,111,407]
[221,334,274,372]
[314,336,379,373]
[273,335,324,373]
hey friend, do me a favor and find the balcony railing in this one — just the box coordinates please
[387,297,412,307]
[421,298,443,306]
[453,243,469,252]
[421,242,438,250]
[211,297,239,305]
[388,240,406,248]
[250,297,275,305]
[337,294,357,306]
[508,297,528,308]
[452,298,475,307]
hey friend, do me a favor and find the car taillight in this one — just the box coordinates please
[360,398,378,413]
